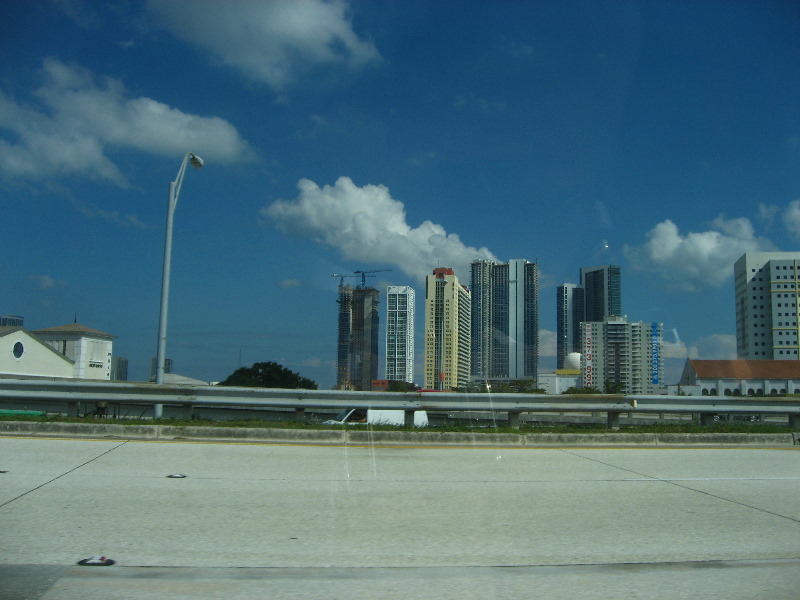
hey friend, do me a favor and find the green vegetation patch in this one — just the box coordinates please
[0,414,794,434]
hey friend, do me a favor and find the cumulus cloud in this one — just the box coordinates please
[781,200,800,239]
[0,58,251,185]
[263,177,497,281]
[624,217,776,291]
[660,328,688,359]
[147,0,380,92]
[688,333,737,360]
[757,202,779,225]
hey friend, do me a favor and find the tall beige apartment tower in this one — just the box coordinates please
[424,268,471,390]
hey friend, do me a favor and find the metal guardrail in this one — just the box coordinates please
[0,377,799,428]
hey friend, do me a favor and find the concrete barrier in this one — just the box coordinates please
[0,421,796,446]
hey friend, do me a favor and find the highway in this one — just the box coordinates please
[1,436,799,599]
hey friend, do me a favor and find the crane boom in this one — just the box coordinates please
[353,268,392,288]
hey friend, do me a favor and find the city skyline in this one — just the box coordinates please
[2,2,799,388]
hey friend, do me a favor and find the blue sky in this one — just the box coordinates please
[1,1,799,387]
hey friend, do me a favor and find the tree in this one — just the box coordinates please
[219,362,317,389]
[563,386,602,395]
[387,380,418,392]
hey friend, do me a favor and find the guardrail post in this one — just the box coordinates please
[700,413,715,426]
[68,402,80,417]
[508,411,521,428]
[789,413,800,429]
[607,411,620,429]
[295,407,305,421]
[404,410,414,427]
[183,404,194,420]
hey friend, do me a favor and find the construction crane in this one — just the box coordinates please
[353,268,392,288]
[331,273,361,287]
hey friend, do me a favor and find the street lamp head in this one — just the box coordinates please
[189,153,204,169]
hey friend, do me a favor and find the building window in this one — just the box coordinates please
[12,341,24,359]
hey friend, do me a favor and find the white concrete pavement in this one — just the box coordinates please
[1,437,799,599]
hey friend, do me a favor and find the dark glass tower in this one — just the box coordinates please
[556,265,621,369]
[336,283,379,390]
[470,259,539,382]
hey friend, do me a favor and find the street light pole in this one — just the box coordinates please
[154,152,203,418]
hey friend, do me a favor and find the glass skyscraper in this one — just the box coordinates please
[470,259,539,383]
[557,264,622,369]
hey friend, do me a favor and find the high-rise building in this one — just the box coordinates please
[470,259,539,383]
[111,356,129,381]
[581,265,622,322]
[424,268,471,390]
[735,252,800,360]
[336,283,354,388]
[556,284,584,371]
[557,264,621,368]
[580,316,663,394]
[0,315,23,327]
[336,283,379,390]
[385,286,415,384]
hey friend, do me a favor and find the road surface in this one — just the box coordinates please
[1,436,799,599]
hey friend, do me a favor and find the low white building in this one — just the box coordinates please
[538,352,581,394]
[538,371,580,394]
[0,327,74,378]
[32,323,116,380]
[677,359,800,396]
[0,322,116,381]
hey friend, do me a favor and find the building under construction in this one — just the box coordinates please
[335,273,382,391]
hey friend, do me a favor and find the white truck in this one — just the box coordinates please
[324,408,428,427]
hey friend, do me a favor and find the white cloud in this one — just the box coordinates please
[147,0,380,92]
[71,198,147,228]
[624,217,776,291]
[0,59,251,185]
[538,329,556,357]
[302,357,322,369]
[781,200,800,239]
[687,333,737,360]
[278,278,302,289]
[660,327,688,359]
[263,177,497,282]
[29,275,66,290]
[757,202,779,224]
